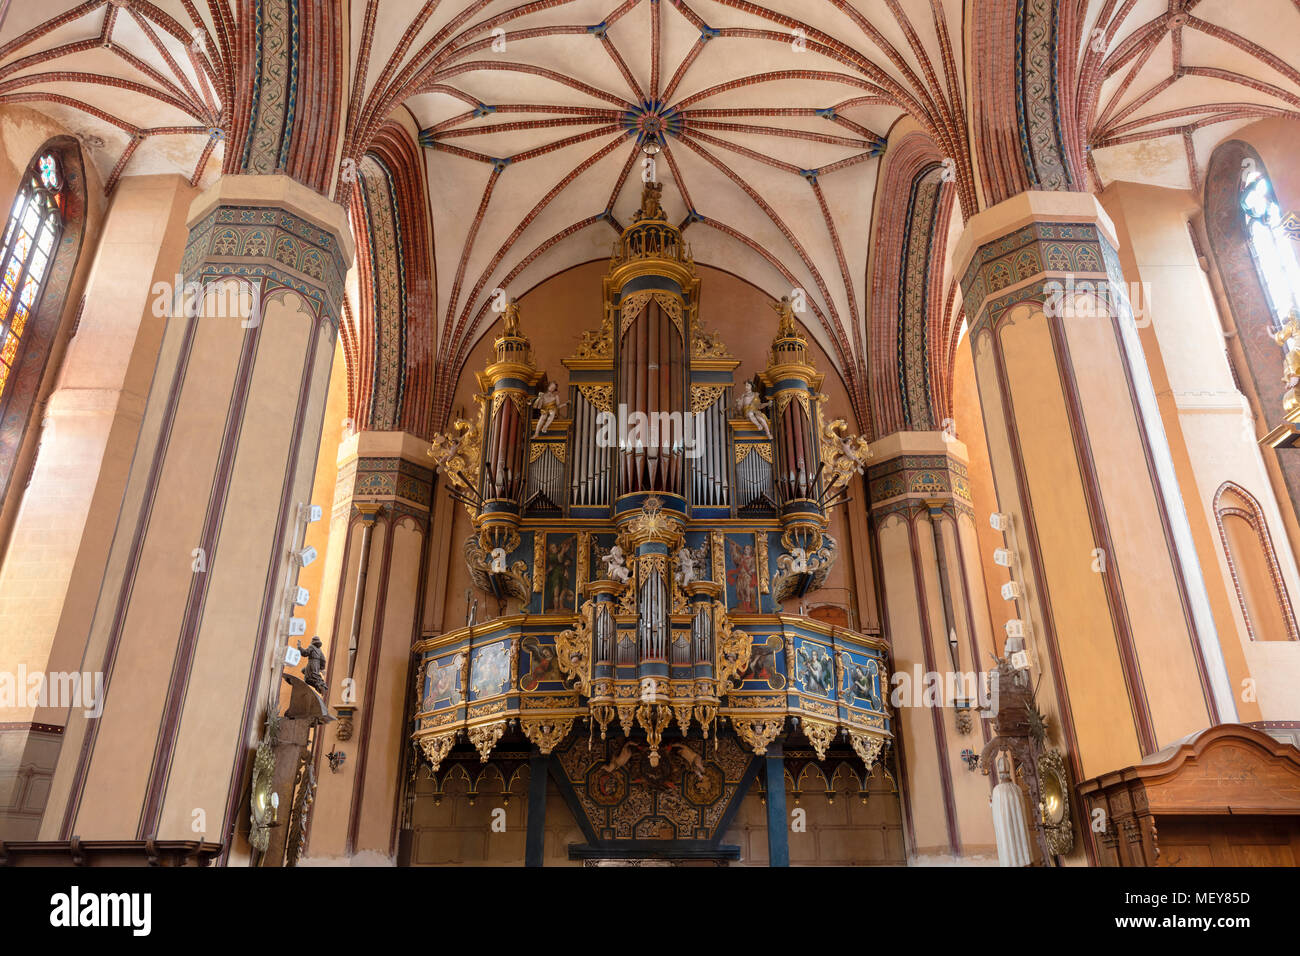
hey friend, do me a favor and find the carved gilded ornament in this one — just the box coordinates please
[419,732,458,772]
[533,533,546,593]
[555,600,595,695]
[690,384,728,413]
[636,702,676,765]
[714,605,753,693]
[577,383,614,413]
[571,314,615,360]
[620,289,684,338]
[711,530,725,587]
[734,442,775,465]
[463,533,531,602]
[732,717,785,756]
[691,318,733,359]
[491,390,526,417]
[755,534,769,595]
[468,721,507,763]
[849,732,885,772]
[427,416,483,515]
[577,532,590,592]
[522,717,575,754]
[771,534,837,604]
[624,495,683,548]
[801,718,838,761]
[819,417,873,494]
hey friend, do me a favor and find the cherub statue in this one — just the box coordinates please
[489,547,508,574]
[674,546,696,587]
[734,381,772,439]
[531,381,569,437]
[789,546,808,574]
[772,295,799,338]
[602,543,632,584]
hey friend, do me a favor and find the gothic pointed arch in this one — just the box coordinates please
[347,118,437,438]
[867,131,961,437]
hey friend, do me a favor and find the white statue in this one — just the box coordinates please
[532,382,568,437]
[789,547,808,574]
[674,547,696,586]
[991,754,1032,867]
[489,547,508,574]
[602,543,631,584]
[734,381,772,439]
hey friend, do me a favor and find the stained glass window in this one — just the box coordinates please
[1241,164,1300,326]
[0,152,63,402]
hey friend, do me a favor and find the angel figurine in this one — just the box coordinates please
[734,381,772,439]
[602,543,632,584]
[674,547,696,587]
[532,381,569,437]
[489,547,508,574]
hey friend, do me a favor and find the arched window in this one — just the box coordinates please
[1214,481,1299,641]
[0,140,85,508]
[1240,160,1300,326]
[0,152,64,405]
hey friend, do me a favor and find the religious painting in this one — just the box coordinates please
[793,637,834,698]
[422,653,464,711]
[841,651,883,711]
[469,640,511,700]
[738,633,786,689]
[519,635,564,691]
[544,533,577,612]
[724,533,760,613]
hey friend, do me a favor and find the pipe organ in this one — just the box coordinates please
[420,183,881,852]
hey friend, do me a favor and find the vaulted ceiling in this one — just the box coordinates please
[2,0,1298,433]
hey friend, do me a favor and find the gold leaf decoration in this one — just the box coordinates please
[467,721,506,763]
[690,384,727,413]
[577,384,613,413]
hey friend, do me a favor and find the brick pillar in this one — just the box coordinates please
[952,191,1237,794]
[38,174,353,860]
[302,430,434,862]
[867,431,998,861]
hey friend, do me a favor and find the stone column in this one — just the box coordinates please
[302,430,434,862]
[0,174,196,841]
[866,432,997,862]
[38,175,353,861]
[953,191,1237,792]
